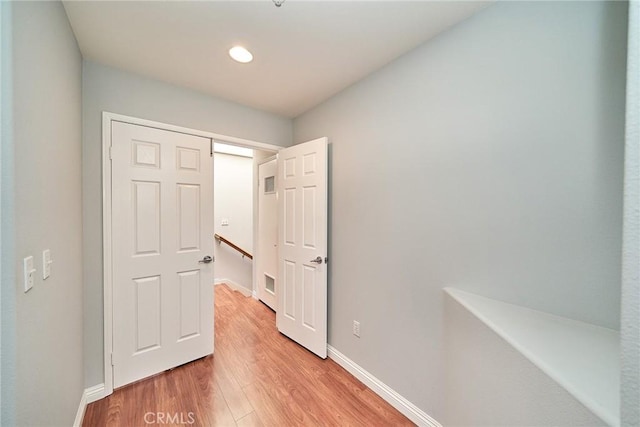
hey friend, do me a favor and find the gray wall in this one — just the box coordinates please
[82,61,292,387]
[0,2,16,425]
[293,1,627,420]
[621,2,639,426]
[8,1,84,425]
[214,152,255,292]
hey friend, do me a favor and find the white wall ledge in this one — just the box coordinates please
[444,287,620,427]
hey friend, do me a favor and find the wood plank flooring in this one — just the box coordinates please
[83,284,414,426]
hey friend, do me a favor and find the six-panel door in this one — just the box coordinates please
[111,121,214,388]
[277,137,328,359]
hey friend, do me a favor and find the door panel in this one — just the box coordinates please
[178,270,201,340]
[302,265,316,329]
[112,121,214,388]
[132,181,161,255]
[277,137,328,358]
[177,184,200,252]
[303,187,316,248]
[283,260,296,319]
[284,188,296,244]
[133,275,161,352]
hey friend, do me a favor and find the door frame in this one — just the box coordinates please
[102,112,281,396]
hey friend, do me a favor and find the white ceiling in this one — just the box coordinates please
[63,1,489,118]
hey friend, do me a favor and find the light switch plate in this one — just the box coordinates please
[23,256,35,292]
[42,249,52,280]
[221,218,229,226]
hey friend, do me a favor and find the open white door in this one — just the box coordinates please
[277,137,328,358]
[257,158,278,310]
[111,121,214,388]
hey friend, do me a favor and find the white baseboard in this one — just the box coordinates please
[73,390,87,427]
[77,349,434,426]
[252,290,258,300]
[327,345,441,427]
[73,383,106,427]
[85,383,106,404]
[214,279,252,297]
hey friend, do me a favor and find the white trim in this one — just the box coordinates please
[327,345,441,427]
[252,290,258,300]
[102,112,281,397]
[85,383,106,404]
[214,143,253,158]
[257,154,278,165]
[102,113,113,397]
[73,391,88,427]
[104,112,282,153]
[73,384,106,427]
[252,159,258,301]
[214,279,252,297]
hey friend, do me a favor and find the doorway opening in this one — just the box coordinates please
[212,143,278,306]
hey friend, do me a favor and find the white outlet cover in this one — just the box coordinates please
[42,249,52,280]
[23,256,35,292]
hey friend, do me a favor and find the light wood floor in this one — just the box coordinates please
[83,284,414,426]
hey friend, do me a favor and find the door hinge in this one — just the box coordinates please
[210,140,213,157]
[110,353,114,366]
[109,146,113,160]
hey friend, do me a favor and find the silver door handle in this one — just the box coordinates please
[199,255,213,264]
[310,256,323,264]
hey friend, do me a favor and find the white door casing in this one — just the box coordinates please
[111,121,214,388]
[257,158,278,310]
[277,137,328,359]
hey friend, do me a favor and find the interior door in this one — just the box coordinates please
[277,137,328,358]
[111,121,214,388]
[257,158,278,310]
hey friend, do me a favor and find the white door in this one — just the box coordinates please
[111,121,214,388]
[257,158,278,310]
[277,137,328,358]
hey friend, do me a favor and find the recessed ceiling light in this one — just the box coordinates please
[229,46,253,64]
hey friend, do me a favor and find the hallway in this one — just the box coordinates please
[83,284,413,426]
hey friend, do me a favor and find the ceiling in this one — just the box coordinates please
[63,1,489,118]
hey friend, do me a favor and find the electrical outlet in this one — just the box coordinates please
[42,249,52,280]
[353,320,361,338]
[23,256,35,292]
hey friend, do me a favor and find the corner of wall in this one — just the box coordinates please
[621,1,640,425]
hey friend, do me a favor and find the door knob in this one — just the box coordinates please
[199,255,213,264]
[310,256,323,264]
